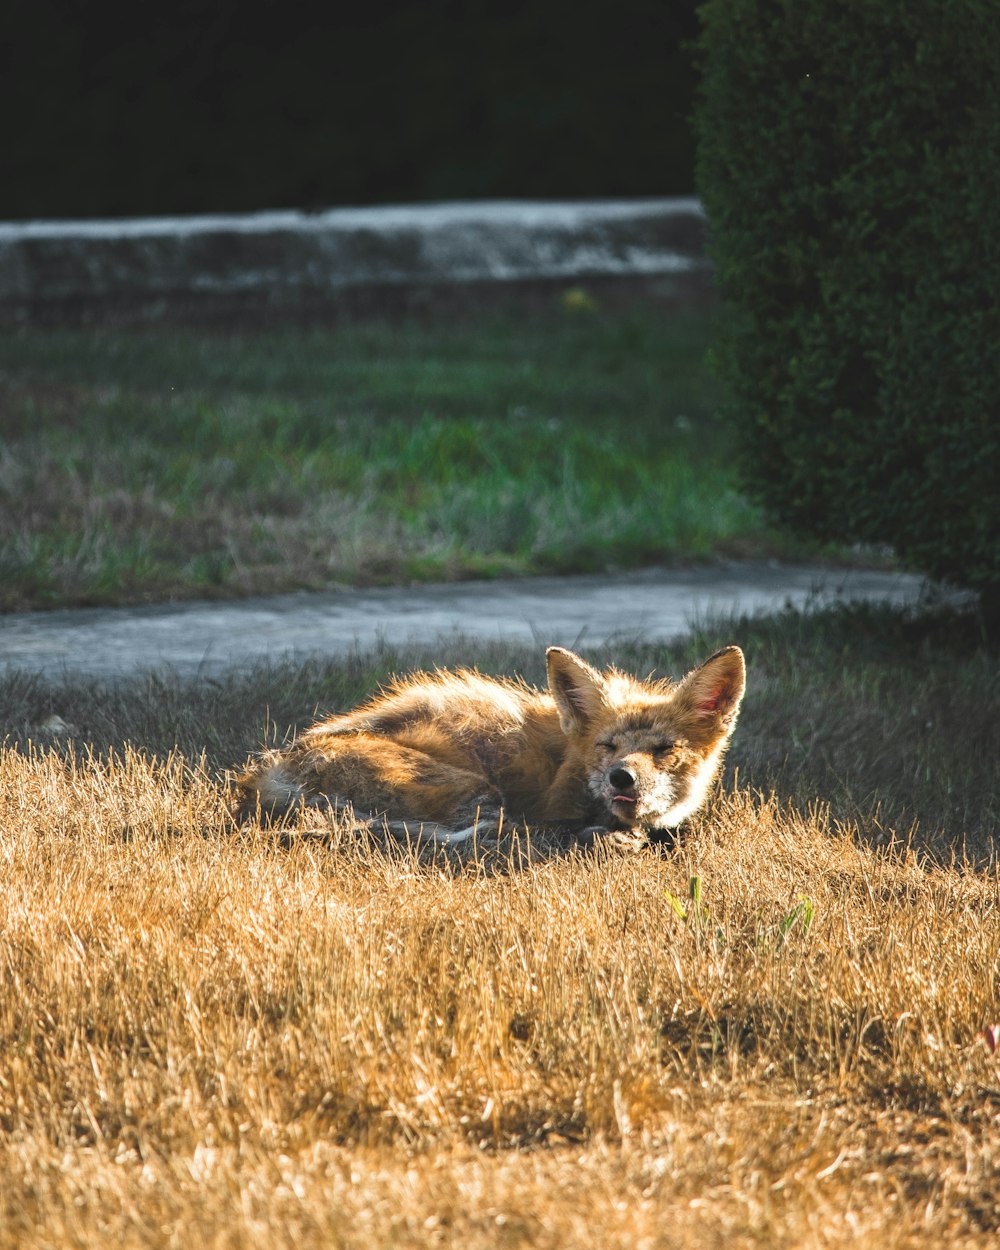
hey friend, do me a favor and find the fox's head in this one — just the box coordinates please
[546,645,746,832]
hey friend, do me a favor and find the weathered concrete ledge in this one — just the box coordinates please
[0,198,710,324]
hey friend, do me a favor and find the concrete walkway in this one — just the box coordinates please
[0,563,933,682]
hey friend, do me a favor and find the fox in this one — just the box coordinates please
[233,644,745,848]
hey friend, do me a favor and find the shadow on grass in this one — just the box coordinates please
[2,602,996,862]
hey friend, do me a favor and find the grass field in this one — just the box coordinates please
[0,303,815,611]
[3,295,996,1243]
[2,604,999,1247]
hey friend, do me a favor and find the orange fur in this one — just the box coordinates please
[234,646,746,846]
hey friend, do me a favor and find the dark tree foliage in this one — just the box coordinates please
[696,0,1000,609]
[2,0,699,218]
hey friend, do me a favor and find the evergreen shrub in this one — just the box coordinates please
[696,0,1000,608]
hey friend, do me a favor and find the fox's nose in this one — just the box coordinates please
[609,765,637,792]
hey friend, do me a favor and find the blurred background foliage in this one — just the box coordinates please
[2,0,700,219]
[695,0,1000,608]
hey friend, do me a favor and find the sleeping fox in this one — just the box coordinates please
[233,645,745,847]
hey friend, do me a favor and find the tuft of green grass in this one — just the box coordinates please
[0,305,822,610]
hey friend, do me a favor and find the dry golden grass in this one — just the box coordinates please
[2,607,999,1246]
[3,725,1000,1247]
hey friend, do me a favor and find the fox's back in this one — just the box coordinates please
[304,668,558,757]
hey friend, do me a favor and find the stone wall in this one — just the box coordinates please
[0,199,711,324]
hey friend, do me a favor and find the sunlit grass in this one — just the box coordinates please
[1,604,998,1247]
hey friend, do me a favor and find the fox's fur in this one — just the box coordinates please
[234,645,746,848]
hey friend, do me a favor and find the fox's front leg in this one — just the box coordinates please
[381,796,506,848]
[572,825,649,851]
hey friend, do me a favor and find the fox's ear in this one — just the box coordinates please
[546,647,608,735]
[675,646,746,734]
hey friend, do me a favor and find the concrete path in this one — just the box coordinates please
[0,563,934,682]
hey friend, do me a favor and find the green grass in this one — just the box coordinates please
[0,303,816,610]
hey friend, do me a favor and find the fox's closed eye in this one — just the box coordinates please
[652,741,674,755]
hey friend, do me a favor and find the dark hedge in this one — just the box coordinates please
[696,0,1000,608]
